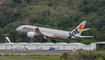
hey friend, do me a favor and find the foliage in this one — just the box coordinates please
[12,0,21,3]
[82,5,91,14]
[16,37,22,43]
[0,30,5,43]
[42,8,51,16]
[96,45,105,51]
[97,6,105,16]
[29,17,38,24]
[81,39,94,44]
[12,0,32,3]
[26,0,32,3]
[47,1,58,7]
[0,6,15,27]
[60,51,105,60]
[60,52,70,60]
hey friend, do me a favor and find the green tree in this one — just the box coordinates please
[29,17,38,23]
[42,9,51,16]
[16,37,22,43]
[100,31,105,41]
[82,5,91,14]
[16,7,29,20]
[9,30,19,42]
[0,29,5,43]
[12,0,21,3]
[81,39,94,44]
[97,6,105,16]
[60,52,69,60]
[26,0,32,3]
[96,57,104,60]
[0,6,15,27]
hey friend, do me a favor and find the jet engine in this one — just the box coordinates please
[27,32,38,38]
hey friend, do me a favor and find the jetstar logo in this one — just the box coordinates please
[68,29,79,39]
[68,24,83,39]
[22,27,36,31]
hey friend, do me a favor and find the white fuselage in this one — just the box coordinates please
[16,21,93,40]
[16,25,79,40]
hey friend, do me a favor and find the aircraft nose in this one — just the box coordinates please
[16,28,19,31]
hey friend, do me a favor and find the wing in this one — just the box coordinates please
[35,27,43,35]
[35,27,55,39]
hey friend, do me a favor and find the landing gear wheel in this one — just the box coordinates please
[20,33,23,37]
[43,39,48,42]
[51,39,56,43]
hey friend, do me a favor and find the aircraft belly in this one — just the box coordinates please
[54,32,69,40]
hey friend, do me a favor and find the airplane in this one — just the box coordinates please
[16,21,93,40]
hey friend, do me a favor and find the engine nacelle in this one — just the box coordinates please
[27,32,38,38]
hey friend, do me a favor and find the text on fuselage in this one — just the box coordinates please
[68,28,79,39]
[23,27,34,31]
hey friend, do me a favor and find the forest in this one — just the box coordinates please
[0,0,105,44]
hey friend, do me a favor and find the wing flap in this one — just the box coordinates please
[35,27,55,38]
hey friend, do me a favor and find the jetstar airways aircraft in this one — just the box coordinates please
[16,21,93,40]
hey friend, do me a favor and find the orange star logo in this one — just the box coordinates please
[78,24,83,32]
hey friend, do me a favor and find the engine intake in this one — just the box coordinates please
[27,32,38,38]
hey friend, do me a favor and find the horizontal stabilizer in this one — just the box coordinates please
[82,28,91,31]
[75,35,94,38]
[80,36,94,38]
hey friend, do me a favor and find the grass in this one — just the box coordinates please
[1,50,105,60]
[0,50,74,60]
[0,56,60,60]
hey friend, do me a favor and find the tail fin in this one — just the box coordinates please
[71,21,86,35]
[68,21,94,39]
